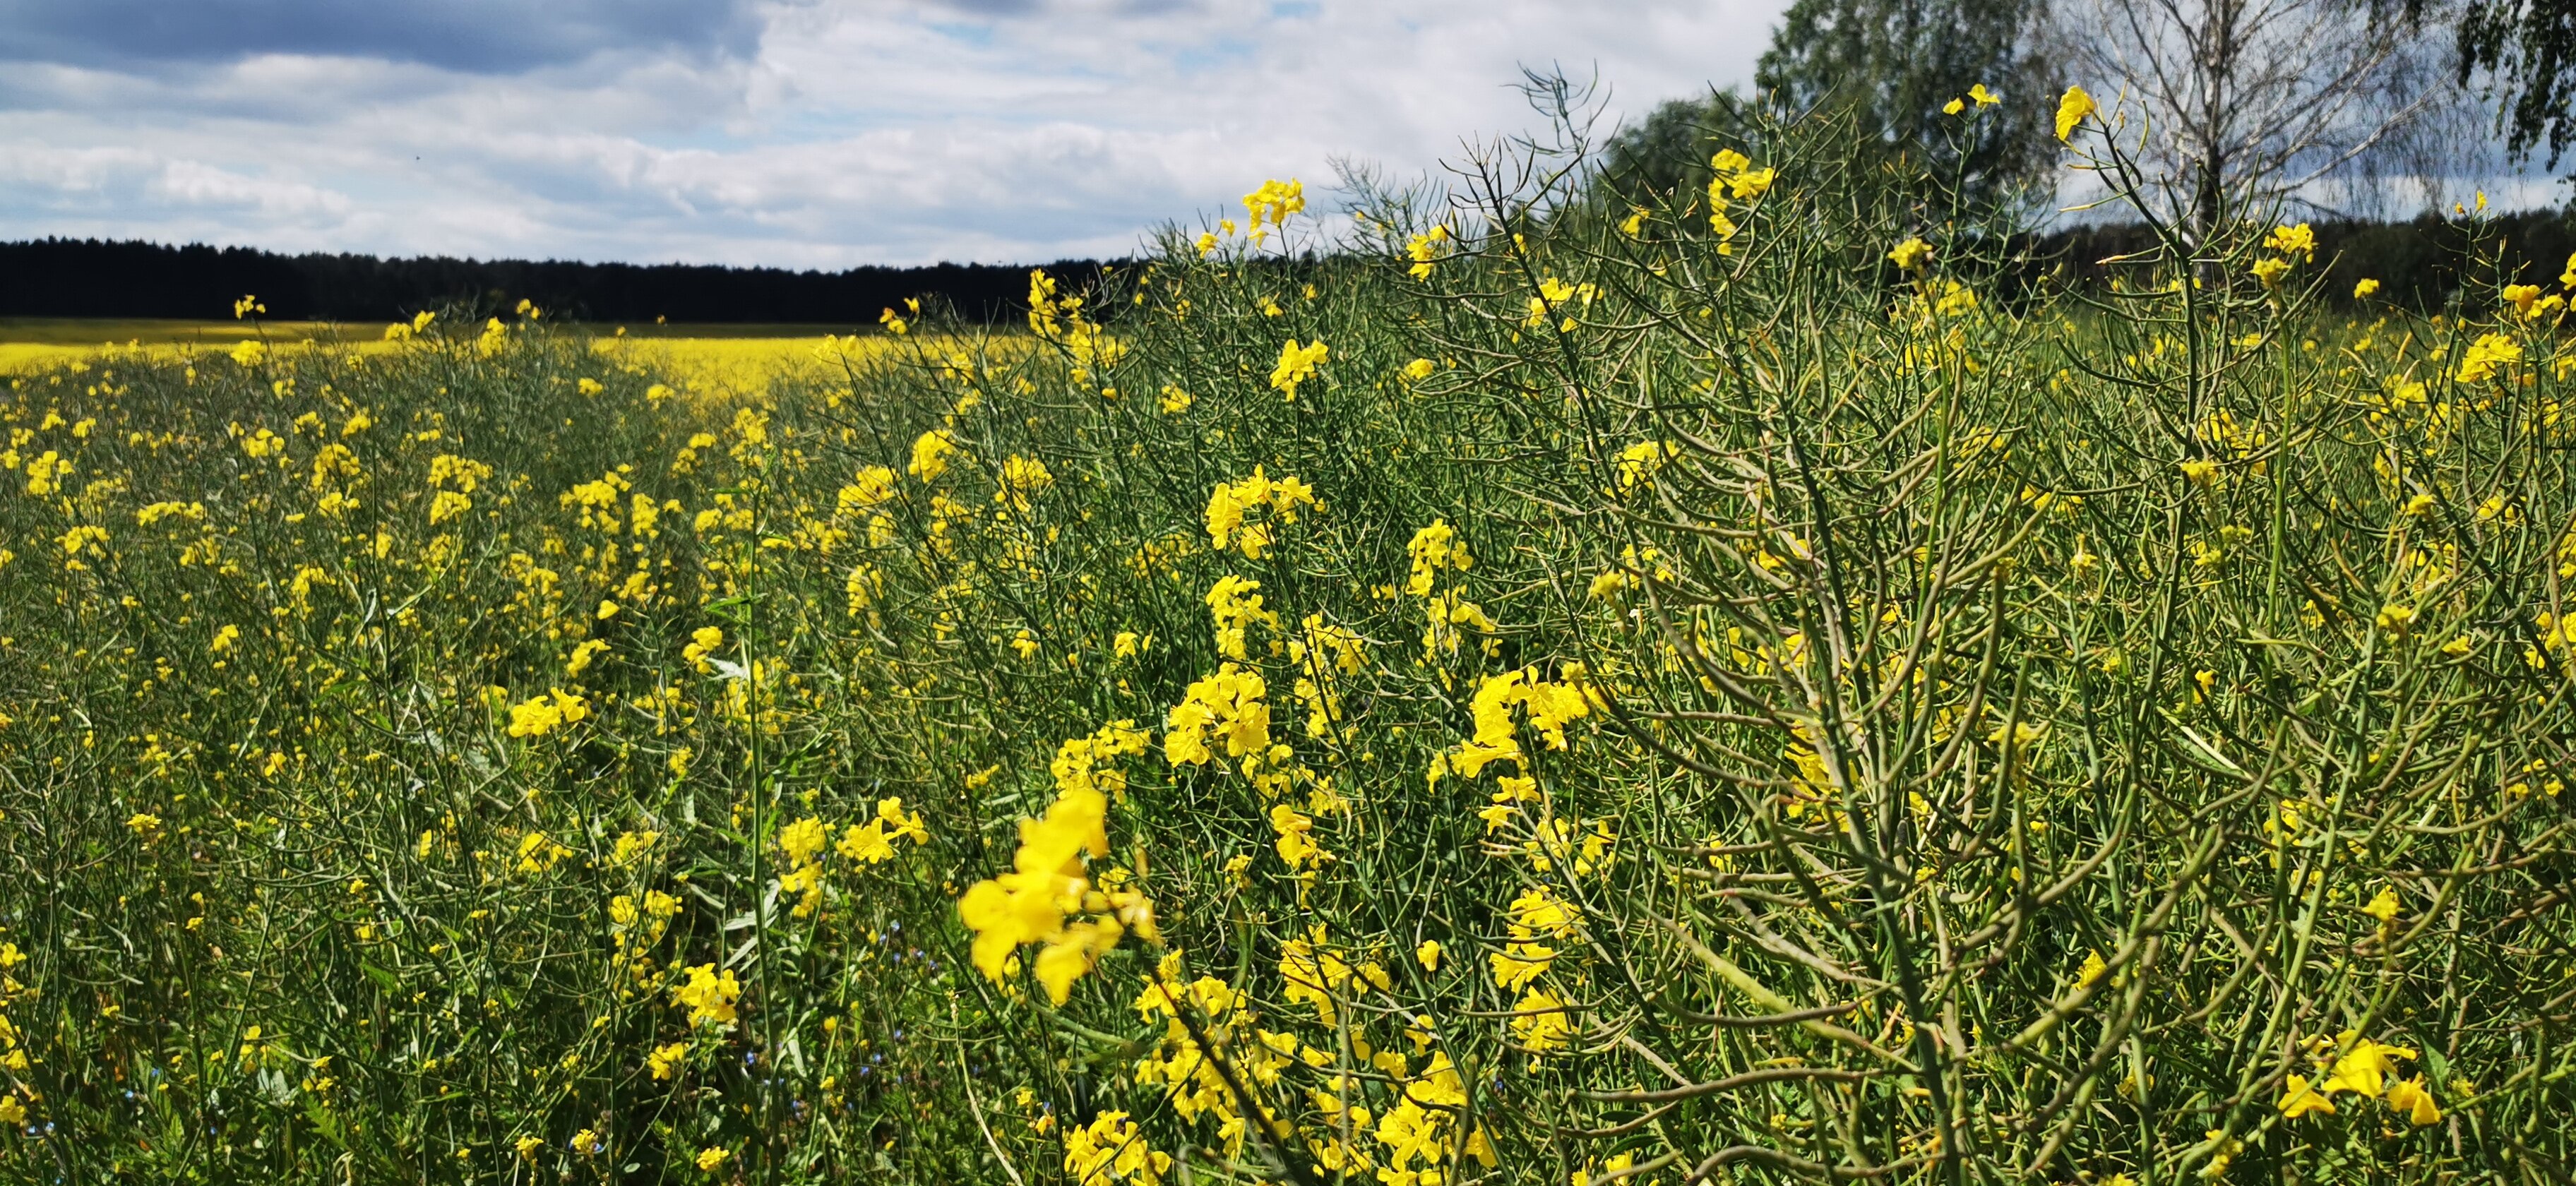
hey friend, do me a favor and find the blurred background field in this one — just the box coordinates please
[0,318,922,399]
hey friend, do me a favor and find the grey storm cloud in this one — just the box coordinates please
[0,0,770,73]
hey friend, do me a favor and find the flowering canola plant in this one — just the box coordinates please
[0,92,2568,1186]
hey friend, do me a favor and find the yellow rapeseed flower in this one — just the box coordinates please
[2055,85,2097,142]
[1268,337,1329,400]
[2457,333,2520,383]
[2383,1076,2443,1125]
[2262,223,2316,260]
[1242,178,1304,231]
[2278,1074,2336,1118]
[2321,1033,2417,1098]
[907,429,959,482]
[672,964,741,1028]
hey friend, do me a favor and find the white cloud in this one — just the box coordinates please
[0,0,1787,265]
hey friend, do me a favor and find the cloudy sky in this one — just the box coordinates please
[0,1,1791,268]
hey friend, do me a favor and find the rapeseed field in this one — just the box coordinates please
[0,96,2570,1185]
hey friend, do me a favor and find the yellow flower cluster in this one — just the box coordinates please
[957,733,1157,1004]
[1203,467,1317,559]
[1940,82,2000,115]
[1269,337,1329,400]
[1241,178,1305,236]
[1405,224,1452,280]
[672,963,741,1029]
[1404,520,1473,597]
[1027,270,1124,377]
[2457,333,2521,383]
[1164,663,1274,771]
[1204,575,1280,661]
[1703,148,1773,248]
[907,429,960,482]
[1065,1110,1174,1185]
[1428,665,1590,787]
[1613,439,1677,493]
[1525,277,1599,332]
[506,688,591,738]
[837,797,930,865]
[1050,721,1153,802]
[2277,1032,2443,1127]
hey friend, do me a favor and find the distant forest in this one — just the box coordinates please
[5,212,2574,327]
[2046,210,2576,309]
[0,238,1116,325]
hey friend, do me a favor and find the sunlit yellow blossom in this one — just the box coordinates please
[1404,520,1473,596]
[2321,1033,2417,1098]
[1064,1111,1173,1185]
[506,689,591,738]
[1269,337,1329,400]
[1164,663,1272,767]
[2457,333,2520,383]
[1405,224,1452,280]
[957,758,1152,1003]
[996,454,1054,511]
[672,964,741,1028]
[908,429,959,481]
[2278,1074,2335,1118]
[1204,468,1316,558]
[565,639,609,676]
[1509,988,1572,1052]
[2384,1076,2443,1125]
[1614,440,1676,492]
[2055,85,2096,141]
[2263,223,2316,260]
[682,626,724,672]
[1242,178,1304,231]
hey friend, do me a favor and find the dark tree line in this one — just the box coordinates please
[0,238,1116,325]
[2042,208,2576,306]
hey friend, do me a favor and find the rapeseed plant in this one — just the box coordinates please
[0,87,2568,1186]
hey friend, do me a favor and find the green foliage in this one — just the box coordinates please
[2460,0,2576,167]
[1755,0,2055,207]
[0,104,2572,1186]
[1594,90,1758,205]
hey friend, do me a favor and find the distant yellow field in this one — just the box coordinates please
[0,318,973,396]
[0,318,361,373]
[588,333,919,397]
[0,317,356,345]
